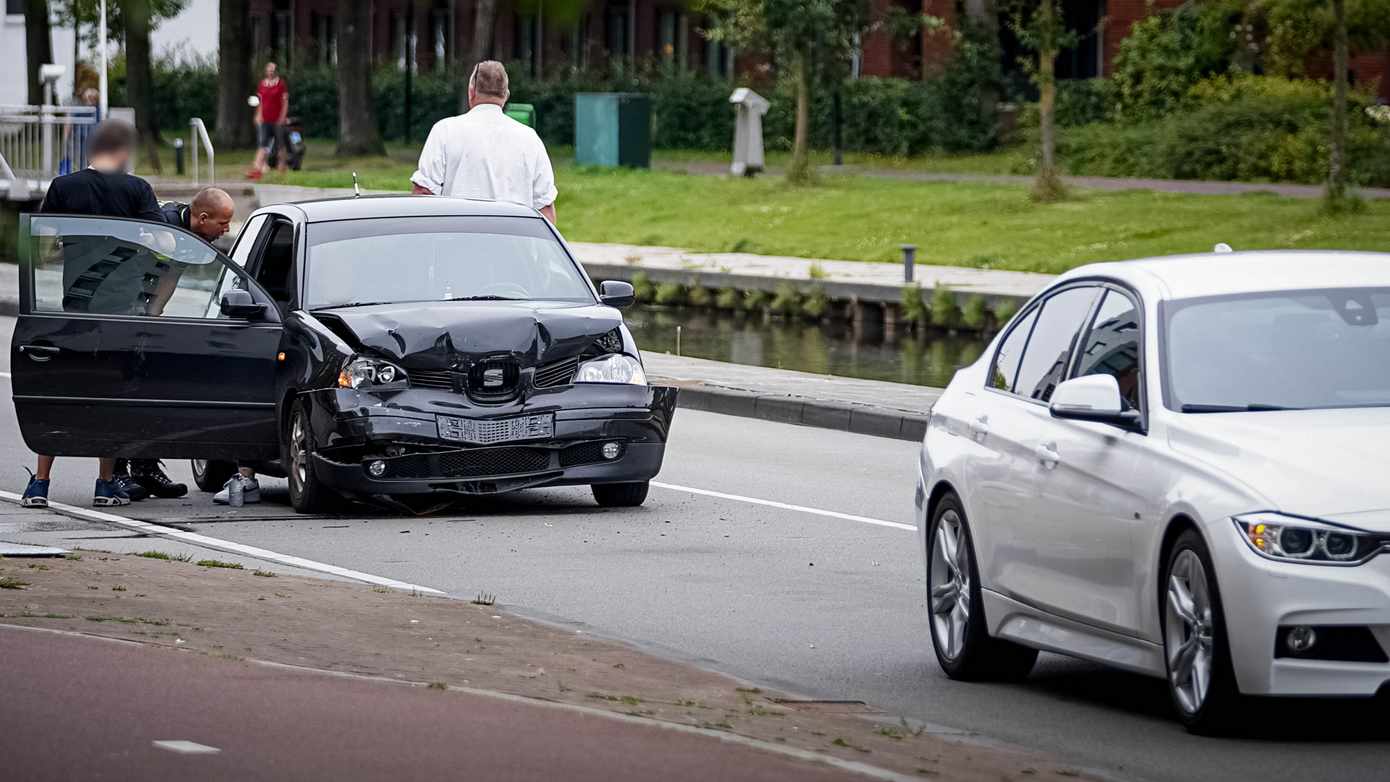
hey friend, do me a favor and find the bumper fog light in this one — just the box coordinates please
[1286,625,1317,654]
[601,442,622,460]
[367,459,387,478]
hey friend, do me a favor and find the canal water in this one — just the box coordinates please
[625,305,993,388]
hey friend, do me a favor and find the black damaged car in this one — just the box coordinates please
[12,196,677,513]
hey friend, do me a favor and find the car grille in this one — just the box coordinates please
[467,358,521,402]
[534,357,579,389]
[559,441,611,467]
[379,447,553,480]
[410,369,458,391]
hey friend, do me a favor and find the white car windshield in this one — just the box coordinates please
[305,216,594,309]
[1164,287,1390,412]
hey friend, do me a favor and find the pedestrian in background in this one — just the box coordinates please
[247,62,290,180]
[21,120,160,509]
[410,61,558,223]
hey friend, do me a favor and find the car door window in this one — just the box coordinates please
[990,308,1038,392]
[28,215,232,319]
[1075,290,1142,411]
[229,214,269,267]
[255,220,295,309]
[1013,286,1100,402]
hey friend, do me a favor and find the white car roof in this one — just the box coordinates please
[1055,251,1390,301]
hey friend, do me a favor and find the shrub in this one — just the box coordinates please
[769,283,801,317]
[991,298,1020,326]
[901,283,927,324]
[714,287,741,310]
[801,286,829,319]
[742,289,771,313]
[631,272,655,303]
[960,295,989,330]
[686,284,713,307]
[929,285,959,328]
[654,282,687,306]
[1109,5,1237,121]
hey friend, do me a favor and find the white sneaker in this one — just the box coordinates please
[213,475,261,506]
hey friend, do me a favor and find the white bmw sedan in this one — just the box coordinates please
[913,251,1390,733]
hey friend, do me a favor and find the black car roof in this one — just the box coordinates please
[282,195,541,223]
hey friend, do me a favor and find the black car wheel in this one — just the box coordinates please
[191,459,237,493]
[285,400,343,514]
[927,493,1037,681]
[592,481,649,508]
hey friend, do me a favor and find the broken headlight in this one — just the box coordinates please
[338,356,408,389]
[575,354,647,385]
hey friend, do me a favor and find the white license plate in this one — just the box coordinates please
[436,413,553,445]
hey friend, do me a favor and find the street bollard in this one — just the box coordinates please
[900,244,917,283]
[174,138,185,176]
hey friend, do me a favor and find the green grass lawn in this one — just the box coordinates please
[215,139,1390,275]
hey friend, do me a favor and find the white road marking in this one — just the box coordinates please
[152,740,221,755]
[651,481,915,531]
[0,492,446,595]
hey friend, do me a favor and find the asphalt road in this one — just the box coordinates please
[2,314,1388,782]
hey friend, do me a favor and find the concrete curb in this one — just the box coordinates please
[662,381,928,442]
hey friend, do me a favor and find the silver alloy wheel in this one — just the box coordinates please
[930,509,972,661]
[1165,549,1215,714]
[289,413,308,491]
[191,459,207,480]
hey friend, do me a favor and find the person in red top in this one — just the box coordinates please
[248,62,289,179]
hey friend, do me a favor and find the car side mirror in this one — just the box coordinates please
[599,280,635,309]
[220,288,267,320]
[1049,375,1141,429]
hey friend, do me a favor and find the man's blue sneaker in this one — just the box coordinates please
[93,478,131,508]
[21,471,49,508]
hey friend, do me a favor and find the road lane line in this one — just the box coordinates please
[650,481,915,531]
[0,492,446,595]
[152,740,221,755]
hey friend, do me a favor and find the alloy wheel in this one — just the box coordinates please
[930,509,972,661]
[1165,549,1215,715]
[289,413,308,491]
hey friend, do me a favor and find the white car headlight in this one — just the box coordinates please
[575,354,647,385]
[338,356,408,389]
[1233,512,1387,565]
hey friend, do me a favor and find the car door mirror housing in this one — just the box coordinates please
[221,288,267,320]
[599,280,635,309]
[1050,375,1141,429]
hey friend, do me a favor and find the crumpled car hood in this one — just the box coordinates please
[315,300,623,368]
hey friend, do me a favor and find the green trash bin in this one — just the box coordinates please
[574,93,651,168]
[504,102,536,128]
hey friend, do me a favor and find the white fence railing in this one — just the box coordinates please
[0,105,100,184]
[190,117,215,186]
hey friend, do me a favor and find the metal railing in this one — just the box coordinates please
[0,105,99,189]
[190,117,215,185]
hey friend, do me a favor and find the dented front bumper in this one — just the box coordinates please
[303,384,678,496]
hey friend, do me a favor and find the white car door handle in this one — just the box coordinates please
[970,417,990,440]
[1035,443,1060,468]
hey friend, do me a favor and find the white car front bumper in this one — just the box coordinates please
[1212,520,1390,697]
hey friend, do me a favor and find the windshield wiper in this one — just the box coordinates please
[316,301,394,310]
[1181,403,1299,413]
[446,295,520,301]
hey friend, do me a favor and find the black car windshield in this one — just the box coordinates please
[1164,287,1390,412]
[305,216,594,309]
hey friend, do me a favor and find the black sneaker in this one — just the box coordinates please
[113,474,149,502]
[129,459,188,499]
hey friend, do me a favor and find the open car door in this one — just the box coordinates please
[11,214,284,460]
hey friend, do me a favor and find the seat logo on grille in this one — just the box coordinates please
[482,367,506,388]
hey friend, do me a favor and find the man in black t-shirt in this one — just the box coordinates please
[21,120,163,509]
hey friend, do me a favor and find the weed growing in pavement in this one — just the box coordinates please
[0,576,31,589]
[85,615,169,626]
[428,682,448,690]
[252,570,276,578]
[588,693,642,706]
[370,586,390,593]
[700,721,735,731]
[831,737,871,753]
[111,584,126,592]
[137,551,192,562]
[195,560,244,570]
[471,592,496,606]
[27,563,49,570]
[65,553,82,560]
[21,611,73,619]
[808,262,828,280]
[874,725,906,740]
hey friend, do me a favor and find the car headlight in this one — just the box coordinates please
[575,353,647,385]
[1234,512,1387,565]
[338,356,408,389]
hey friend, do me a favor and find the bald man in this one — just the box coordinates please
[160,187,235,244]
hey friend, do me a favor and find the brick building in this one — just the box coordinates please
[244,0,1390,99]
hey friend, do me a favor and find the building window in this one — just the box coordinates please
[571,14,592,72]
[605,4,629,69]
[1058,0,1104,79]
[311,13,337,67]
[271,0,292,68]
[6,0,25,16]
[705,38,731,79]
[515,15,539,77]
[431,7,449,70]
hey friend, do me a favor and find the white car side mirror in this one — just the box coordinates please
[1050,375,1142,429]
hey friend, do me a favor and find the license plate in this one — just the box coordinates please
[436,413,553,445]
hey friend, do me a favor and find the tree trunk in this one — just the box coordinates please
[215,0,255,147]
[337,0,386,157]
[125,0,162,173]
[1327,0,1350,207]
[788,52,812,185]
[25,0,54,106]
[462,0,500,112]
[1032,0,1063,201]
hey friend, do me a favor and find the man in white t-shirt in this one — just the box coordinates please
[410,61,558,223]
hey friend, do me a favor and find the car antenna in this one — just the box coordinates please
[1213,242,1233,253]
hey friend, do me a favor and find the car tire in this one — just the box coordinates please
[1162,529,1243,735]
[191,459,237,493]
[285,399,343,514]
[927,494,1038,682]
[592,481,649,508]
